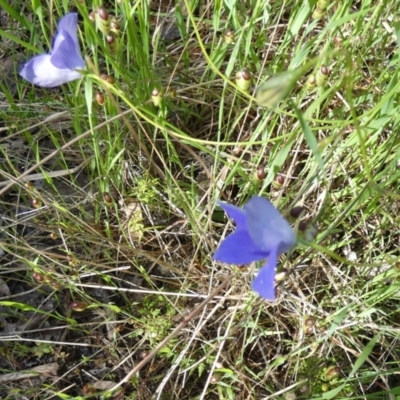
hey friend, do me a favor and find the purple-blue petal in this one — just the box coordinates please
[20,54,82,87]
[20,12,85,87]
[213,229,268,264]
[244,196,295,255]
[218,201,247,228]
[56,13,81,56]
[51,30,85,70]
[251,247,279,301]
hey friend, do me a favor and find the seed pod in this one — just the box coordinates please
[305,326,313,335]
[151,88,163,107]
[304,223,318,241]
[312,7,326,20]
[106,75,115,84]
[232,147,242,156]
[290,206,304,219]
[168,88,177,98]
[275,269,287,282]
[103,192,114,204]
[235,69,251,92]
[82,384,96,395]
[310,341,319,350]
[298,221,307,231]
[321,383,329,392]
[95,92,105,106]
[67,255,78,267]
[306,74,316,90]
[98,7,108,21]
[24,181,35,190]
[316,65,329,86]
[31,198,42,208]
[50,281,62,290]
[210,375,220,384]
[256,165,266,181]
[70,301,87,312]
[110,19,121,36]
[95,7,110,35]
[325,366,341,380]
[272,174,284,189]
[33,272,44,282]
[317,0,329,10]
[89,11,95,23]
[304,318,315,327]
[224,29,235,44]
[106,32,119,54]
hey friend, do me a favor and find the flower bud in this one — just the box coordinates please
[224,30,235,44]
[95,92,105,106]
[151,88,163,107]
[70,301,87,312]
[235,69,251,92]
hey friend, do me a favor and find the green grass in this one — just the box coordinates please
[1,0,400,398]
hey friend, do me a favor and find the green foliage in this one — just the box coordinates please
[1,0,400,398]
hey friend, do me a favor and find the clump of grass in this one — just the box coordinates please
[1,0,400,399]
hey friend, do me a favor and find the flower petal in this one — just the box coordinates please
[213,229,267,264]
[251,247,279,300]
[53,13,82,58]
[218,202,247,228]
[51,13,84,71]
[50,29,85,70]
[244,196,295,254]
[20,54,82,87]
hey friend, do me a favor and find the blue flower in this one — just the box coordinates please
[213,196,295,300]
[20,13,85,87]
